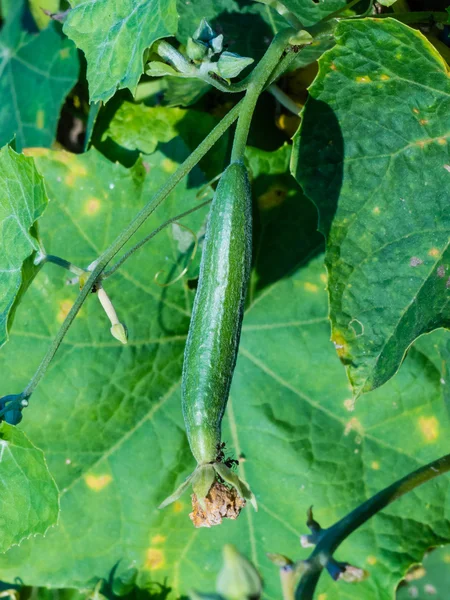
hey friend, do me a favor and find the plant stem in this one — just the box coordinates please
[103,198,211,278]
[43,254,87,277]
[295,451,450,599]
[20,102,242,401]
[268,84,300,115]
[231,27,295,162]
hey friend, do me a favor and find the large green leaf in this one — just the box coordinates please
[0,5,79,150]
[0,146,48,349]
[63,0,178,103]
[0,422,59,552]
[0,143,449,599]
[292,18,450,396]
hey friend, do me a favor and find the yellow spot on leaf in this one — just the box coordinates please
[331,331,348,358]
[173,500,183,513]
[151,534,166,544]
[419,119,429,126]
[59,48,70,59]
[258,185,287,210]
[373,206,380,215]
[380,74,390,81]
[145,548,165,571]
[23,147,49,157]
[304,282,318,293]
[85,474,112,492]
[438,137,447,145]
[412,108,420,115]
[396,53,402,60]
[318,594,327,600]
[444,553,450,564]
[367,556,377,565]
[320,273,327,284]
[162,158,177,173]
[330,63,337,71]
[418,416,439,442]
[344,417,364,437]
[57,299,73,323]
[355,76,371,83]
[36,110,45,130]
[428,248,440,257]
[371,461,380,470]
[84,197,101,216]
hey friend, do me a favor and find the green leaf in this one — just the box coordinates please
[0,138,450,599]
[273,0,347,27]
[0,146,48,349]
[396,545,450,599]
[101,101,228,179]
[293,18,450,396]
[0,8,79,150]
[0,422,59,552]
[378,0,398,6]
[63,0,178,103]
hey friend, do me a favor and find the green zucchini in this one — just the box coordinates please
[160,161,256,518]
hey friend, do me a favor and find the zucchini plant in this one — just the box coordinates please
[1,0,450,599]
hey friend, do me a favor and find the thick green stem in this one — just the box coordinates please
[20,102,242,401]
[231,27,295,162]
[295,451,450,599]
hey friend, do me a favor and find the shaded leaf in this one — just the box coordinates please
[0,422,59,552]
[293,18,450,396]
[63,0,178,103]
[0,146,48,349]
[0,7,79,150]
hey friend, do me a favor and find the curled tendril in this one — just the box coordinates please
[154,222,199,288]
[195,172,222,200]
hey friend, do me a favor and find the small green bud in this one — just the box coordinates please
[216,545,262,600]
[211,34,224,54]
[193,19,216,44]
[217,52,254,79]
[266,553,293,568]
[187,37,208,61]
[288,30,313,45]
[111,323,128,345]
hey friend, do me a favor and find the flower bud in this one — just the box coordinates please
[216,545,262,599]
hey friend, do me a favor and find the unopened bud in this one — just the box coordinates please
[216,545,262,599]
[110,323,128,345]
